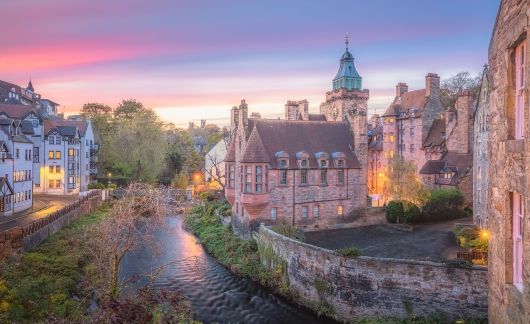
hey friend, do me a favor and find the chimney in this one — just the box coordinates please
[425,73,440,98]
[239,99,248,127]
[396,82,408,98]
[285,100,299,120]
[447,91,473,154]
[230,106,239,130]
[298,99,309,120]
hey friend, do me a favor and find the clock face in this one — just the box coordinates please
[331,107,339,120]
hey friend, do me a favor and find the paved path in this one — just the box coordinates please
[0,195,81,231]
[305,218,473,261]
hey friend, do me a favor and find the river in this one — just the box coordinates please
[120,215,337,324]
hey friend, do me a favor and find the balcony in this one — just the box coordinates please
[90,143,99,151]
[89,168,98,175]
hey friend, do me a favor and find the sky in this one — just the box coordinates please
[2,0,500,127]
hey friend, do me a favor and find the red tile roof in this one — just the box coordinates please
[0,103,37,119]
[383,89,426,117]
[239,119,361,169]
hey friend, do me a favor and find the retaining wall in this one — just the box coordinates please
[0,190,103,259]
[258,224,488,321]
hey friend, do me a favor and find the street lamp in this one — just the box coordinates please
[108,172,112,185]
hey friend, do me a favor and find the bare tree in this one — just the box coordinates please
[441,71,481,110]
[203,129,232,191]
[88,183,172,298]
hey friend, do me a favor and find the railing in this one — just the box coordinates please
[20,190,101,237]
[457,250,488,263]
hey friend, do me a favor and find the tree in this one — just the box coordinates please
[88,183,171,298]
[80,102,112,119]
[440,72,481,109]
[384,157,425,223]
[114,99,145,120]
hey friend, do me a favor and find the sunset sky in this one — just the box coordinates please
[2,0,499,127]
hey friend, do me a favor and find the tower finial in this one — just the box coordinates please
[344,32,349,51]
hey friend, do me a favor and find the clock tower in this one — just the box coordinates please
[320,34,369,170]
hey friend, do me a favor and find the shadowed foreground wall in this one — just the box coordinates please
[258,225,487,321]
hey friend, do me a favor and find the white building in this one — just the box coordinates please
[204,138,228,189]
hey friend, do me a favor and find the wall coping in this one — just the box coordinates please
[259,224,487,271]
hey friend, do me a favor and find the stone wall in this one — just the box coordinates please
[258,225,487,322]
[0,190,103,259]
[487,1,530,323]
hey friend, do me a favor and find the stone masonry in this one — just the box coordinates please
[258,225,487,322]
[486,1,530,323]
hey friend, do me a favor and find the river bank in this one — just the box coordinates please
[0,203,192,323]
[185,200,487,324]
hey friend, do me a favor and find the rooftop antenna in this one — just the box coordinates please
[344,32,349,51]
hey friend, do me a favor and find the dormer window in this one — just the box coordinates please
[279,159,287,168]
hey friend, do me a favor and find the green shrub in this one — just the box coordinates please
[88,183,105,190]
[336,245,362,258]
[386,200,421,224]
[454,225,488,252]
[271,223,305,241]
[421,189,466,222]
[107,183,117,190]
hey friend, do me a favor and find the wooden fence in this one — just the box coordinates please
[0,190,102,259]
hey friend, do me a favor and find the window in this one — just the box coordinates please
[228,164,235,188]
[515,42,526,140]
[337,205,344,216]
[442,172,453,179]
[320,160,328,185]
[279,159,287,168]
[302,206,308,218]
[313,206,319,218]
[55,180,61,188]
[410,144,415,153]
[55,151,61,159]
[410,127,414,136]
[390,150,395,158]
[300,160,308,185]
[15,149,19,159]
[31,119,38,127]
[255,166,263,193]
[337,160,344,185]
[56,136,61,145]
[49,136,54,145]
[513,192,524,290]
[244,166,251,192]
[33,147,39,162]
[69,148,75,157]
[337,169,344,185]
[279,169,287,185]
[48,151,54,159]
[49,165,54,173]
[48,180,54,188]
[56,166,61,173]
[271,207,277,220]
[389,135,395,143]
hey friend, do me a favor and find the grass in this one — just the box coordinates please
[271,223,305,241]
[0,204,112,322]
[336,245,362,258]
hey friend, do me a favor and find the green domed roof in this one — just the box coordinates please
[332,41,362,91]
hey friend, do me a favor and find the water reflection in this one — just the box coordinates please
[120,215,337,324]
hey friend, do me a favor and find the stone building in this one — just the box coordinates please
[473,66,490,228]
[485,0,530,322]
[367,115,383,205]
[418,91,475,204]
[225,42,368,237]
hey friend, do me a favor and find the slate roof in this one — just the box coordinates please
[0,103,37,119]
[419,152,473,185]
[368,124,383,151]
[225,139,236,162]
[43,120,79,137]
[20,120,34,135]
[423,118,446,148]
[383,89,426,117]
[307,114,327,121]
[12,135,32,143]
[49,119,88,136]
[239,119,361,169]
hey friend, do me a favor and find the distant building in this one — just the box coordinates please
[204,138,228,189]
[485,0,530,322]
[367,115,383,205]
[225,40,368,237]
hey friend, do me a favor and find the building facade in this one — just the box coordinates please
[473,66,490,229]
[485,0,530,322]
[225,43,368,237]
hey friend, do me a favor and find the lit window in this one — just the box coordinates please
[56,166,61,173]
[49,165,54,173]
[69,148,75,156]
[55,151,61,159]
[513,192,524,290]
[389,135,395,143]
[337,205,344,216]
[271,207,277,220]
[55,180,61,188]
